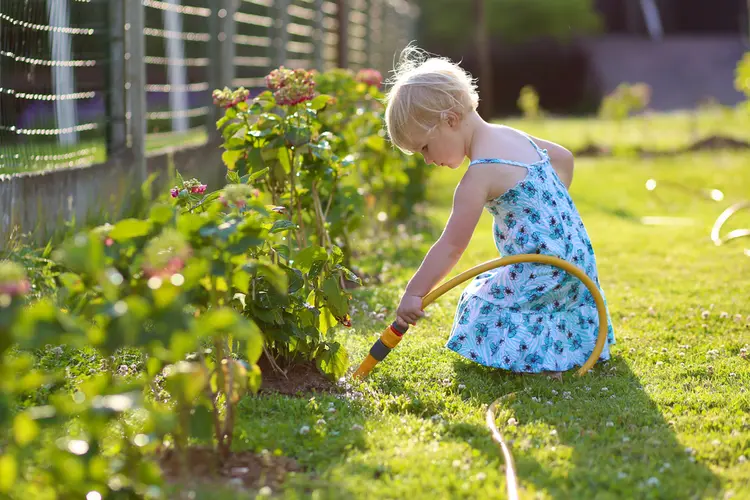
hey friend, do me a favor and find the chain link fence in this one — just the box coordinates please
[0,0,418,244]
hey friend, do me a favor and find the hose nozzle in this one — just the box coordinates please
[352,321,407,379]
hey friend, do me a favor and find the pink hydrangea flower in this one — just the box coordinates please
[212,87,250,109]
[265,67,316,106]
[355,68,383,88]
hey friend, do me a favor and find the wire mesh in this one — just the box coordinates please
[0,0,110,174]
[0,0,417,176]
[141,0,211,147]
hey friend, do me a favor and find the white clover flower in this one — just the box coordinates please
[299,425,310,435]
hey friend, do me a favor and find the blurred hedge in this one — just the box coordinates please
[418,0,602,48]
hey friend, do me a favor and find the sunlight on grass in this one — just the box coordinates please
[237,149,750,499]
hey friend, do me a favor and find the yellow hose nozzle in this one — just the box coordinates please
[352,322,407,379]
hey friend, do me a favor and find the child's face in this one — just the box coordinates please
[411,120,465,169]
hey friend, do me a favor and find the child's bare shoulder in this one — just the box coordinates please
[467,126,539,201]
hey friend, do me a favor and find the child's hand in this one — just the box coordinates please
[396,294,424,329]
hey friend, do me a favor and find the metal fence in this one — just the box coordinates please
[0,0,418,244]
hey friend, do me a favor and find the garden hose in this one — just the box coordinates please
[352,254,610,500]
[711,201,750,248]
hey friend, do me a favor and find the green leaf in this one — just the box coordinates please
[226,170,241,184]
[222,150,244,171]
[293,245,328,273]
[225,137,246,150]
[177,213,210,236]
[285,127,311,146]
[242,166,269,184]
[330,245,344,266]
[336,264,362,285]
[149,203,174,225]
[13,413,39,446]
[189,405,214,441]
[277,147,291,173]
[243,261,288,295]
[309,94,332,110]
[222,122,244,141]
[280,264,304,293]
[175,170,185,187]
[322,276,348,319]
[309,259,326,281]
[318,305,338,334]
[365,134,385,152]
[109,219,152,241]
[248,363,262,394]
[270,219,297,234]
[246,320,263,364]
[245,148,265,173]
[164,362,207,403]
[216,114,231,130]
[0,454,16,493]
[317,342,349,379]
[198,308,240,332]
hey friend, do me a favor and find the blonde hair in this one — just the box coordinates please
[384,45,479,154]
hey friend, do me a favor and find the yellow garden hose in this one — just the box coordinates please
[711,201,750,248]
[352,254,610,500]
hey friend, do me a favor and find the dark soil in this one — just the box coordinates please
[257,353,338,396]
[574,135,750,158]
[685,135,750,152]
[159,446,301,491]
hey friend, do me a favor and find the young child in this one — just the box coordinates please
[385,47,616,374]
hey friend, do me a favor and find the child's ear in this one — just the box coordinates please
[446,111,460,128]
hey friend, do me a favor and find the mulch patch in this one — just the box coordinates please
[257,353,339,396]
[159,447,301,491]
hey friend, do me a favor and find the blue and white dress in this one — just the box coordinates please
[446,137,616,373]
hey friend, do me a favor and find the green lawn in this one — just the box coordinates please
[230,148,750,499]
[502,108,750,152]
[0,129,208,176]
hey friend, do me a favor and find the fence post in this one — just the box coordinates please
[220,0,237,87]
[127,0,147,185]
[272,0,290,68]
[313,0,324,71]
[336,0,349,68]
[106,0,127,158]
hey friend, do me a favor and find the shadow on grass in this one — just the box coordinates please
[446,356,720,498]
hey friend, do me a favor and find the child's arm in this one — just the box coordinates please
[396,171,487,327]
[529,135,575,189]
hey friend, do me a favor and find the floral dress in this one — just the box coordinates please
[446,137,616,373]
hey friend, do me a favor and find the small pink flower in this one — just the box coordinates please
[0,279,30,297]
[190,184,207,195]
[105,238,114,247]
[0,261,31,298]
[170,188,179,198]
